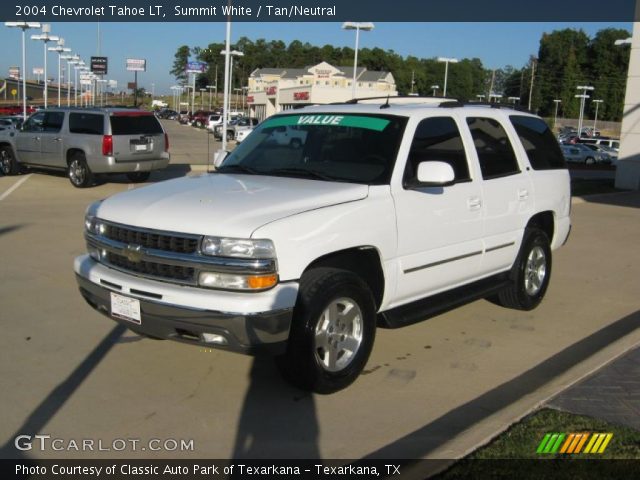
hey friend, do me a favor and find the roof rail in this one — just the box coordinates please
[333,95,456,106]
[439,100,532,113]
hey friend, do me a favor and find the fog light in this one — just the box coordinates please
[201,333,228,345]
[198,272,278,290]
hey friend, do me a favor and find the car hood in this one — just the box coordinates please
[95,173,369,238]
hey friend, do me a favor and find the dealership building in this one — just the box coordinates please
[247,61,398,120]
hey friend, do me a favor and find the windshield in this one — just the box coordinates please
[218,113,407,184]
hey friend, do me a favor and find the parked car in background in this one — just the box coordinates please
[235,127,253,144]
[156,109,178,120]
[178,111,190,124]
[207,114,223,132]
[190,110,214,128]
[0,108,170,187]
[580,144,612,164]
[560,145,587,164]
[579,137,620,151]
[224,117,259,141]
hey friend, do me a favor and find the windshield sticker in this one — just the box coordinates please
[263,115,390,132]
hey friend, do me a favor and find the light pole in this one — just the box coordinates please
[220,49,244,118]
[63,55,79,107]
[200,88,206,109]
[48,38,71,106]
[553,99,562,130]
[489,93,503,103]
[592,99,604,132]
[508,96,520,104]
[342,22,375,99]
[31,24,59,109]
[431,85,439,97]
[437,57,458,97]
[5,22,41,120]
[576,85,594,137]
[206,84,217,110]
[73,61,85,107]
[476,94,486,102]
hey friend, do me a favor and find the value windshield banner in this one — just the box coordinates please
[262,114,391,132]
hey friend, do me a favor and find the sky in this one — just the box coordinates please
[0,21,632,95]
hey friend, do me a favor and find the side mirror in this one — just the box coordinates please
[213,149,228,168]
[415,161,455,187]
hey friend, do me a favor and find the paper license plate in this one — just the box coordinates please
[134,144,148,151]
[110,292,141,324]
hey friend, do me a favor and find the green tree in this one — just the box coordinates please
[170,45,190,83]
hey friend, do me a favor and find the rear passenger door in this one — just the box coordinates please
[39,111,66,167]
[464,116,534,275]
[393,116,484,304]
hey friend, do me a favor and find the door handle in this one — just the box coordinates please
[518,189,529,200]
[54,138,62,142]
[34,137,41,141]
[467,197,482,210]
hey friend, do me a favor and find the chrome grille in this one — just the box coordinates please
[106,252,196,283]
[105,224,199,254]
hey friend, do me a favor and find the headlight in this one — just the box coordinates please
[201,236,276,259]
[84,214,106,236]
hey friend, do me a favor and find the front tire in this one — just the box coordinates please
[68,153,93,188]
[276,268,376,394]
[0,146,19,176]
[494,228,552,311]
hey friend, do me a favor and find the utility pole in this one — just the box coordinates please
[528,58,536,111]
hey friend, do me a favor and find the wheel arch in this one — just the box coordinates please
[303,246,385,310]
[526,211,555,243]
[66,148,86,165]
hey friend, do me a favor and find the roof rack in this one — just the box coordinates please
[438,100,532,113]
[338,95,454,105]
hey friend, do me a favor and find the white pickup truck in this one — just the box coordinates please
[75,98,571,393]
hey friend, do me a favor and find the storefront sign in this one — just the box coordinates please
[293,91,310,101]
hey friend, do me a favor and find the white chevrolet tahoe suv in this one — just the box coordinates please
[74,98,571,393]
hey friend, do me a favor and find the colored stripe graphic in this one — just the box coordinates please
[538,432,613,454]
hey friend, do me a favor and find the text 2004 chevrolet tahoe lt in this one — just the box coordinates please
[75,99,571,393]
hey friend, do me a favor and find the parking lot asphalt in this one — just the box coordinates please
[1,123,639,466]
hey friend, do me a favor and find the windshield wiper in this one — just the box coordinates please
[267,168,345,182]
[216,164,260,175]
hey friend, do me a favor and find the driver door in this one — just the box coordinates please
[15,112,45,165]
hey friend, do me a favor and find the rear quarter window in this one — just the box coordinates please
[69,113,104,135]
[110,115,163,135]
[510,115,566,170]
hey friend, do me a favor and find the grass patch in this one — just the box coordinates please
[571,178,619,197]
[437,408,640,479]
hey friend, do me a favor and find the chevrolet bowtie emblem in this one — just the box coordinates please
[124,244,144,263]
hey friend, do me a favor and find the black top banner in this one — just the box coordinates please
[1,0,638,22]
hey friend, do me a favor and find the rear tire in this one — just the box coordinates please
[68,153,93,188]
[276,268,376,394]
[494,228,552,311]
[126,171,151,183]
[0,146,19,176]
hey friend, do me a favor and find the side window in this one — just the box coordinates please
[43,112,65,133]
[510,115,566,170]
[69,113,104,135]
[404,116,470,186]
[466,117,520,179]
[23,112,45,132]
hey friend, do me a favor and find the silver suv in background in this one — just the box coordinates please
[0,108,170,187]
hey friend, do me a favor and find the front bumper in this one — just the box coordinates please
[75,257,295,355]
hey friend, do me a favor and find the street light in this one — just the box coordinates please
[489,93,503,103]
[575,85,594,137]
[592,99,604,132]
[437,57,458,97]
[476,94,486,102]
[48,38,71,106]
[430,85,439,96]
[200,88,206,109]
[614,37,632,46]
[508,96,520,104]
[220,49,244,119]
[342,22,375,99]
[5,22,41,120]
[31,24,59,108]
[553,99,562,130]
